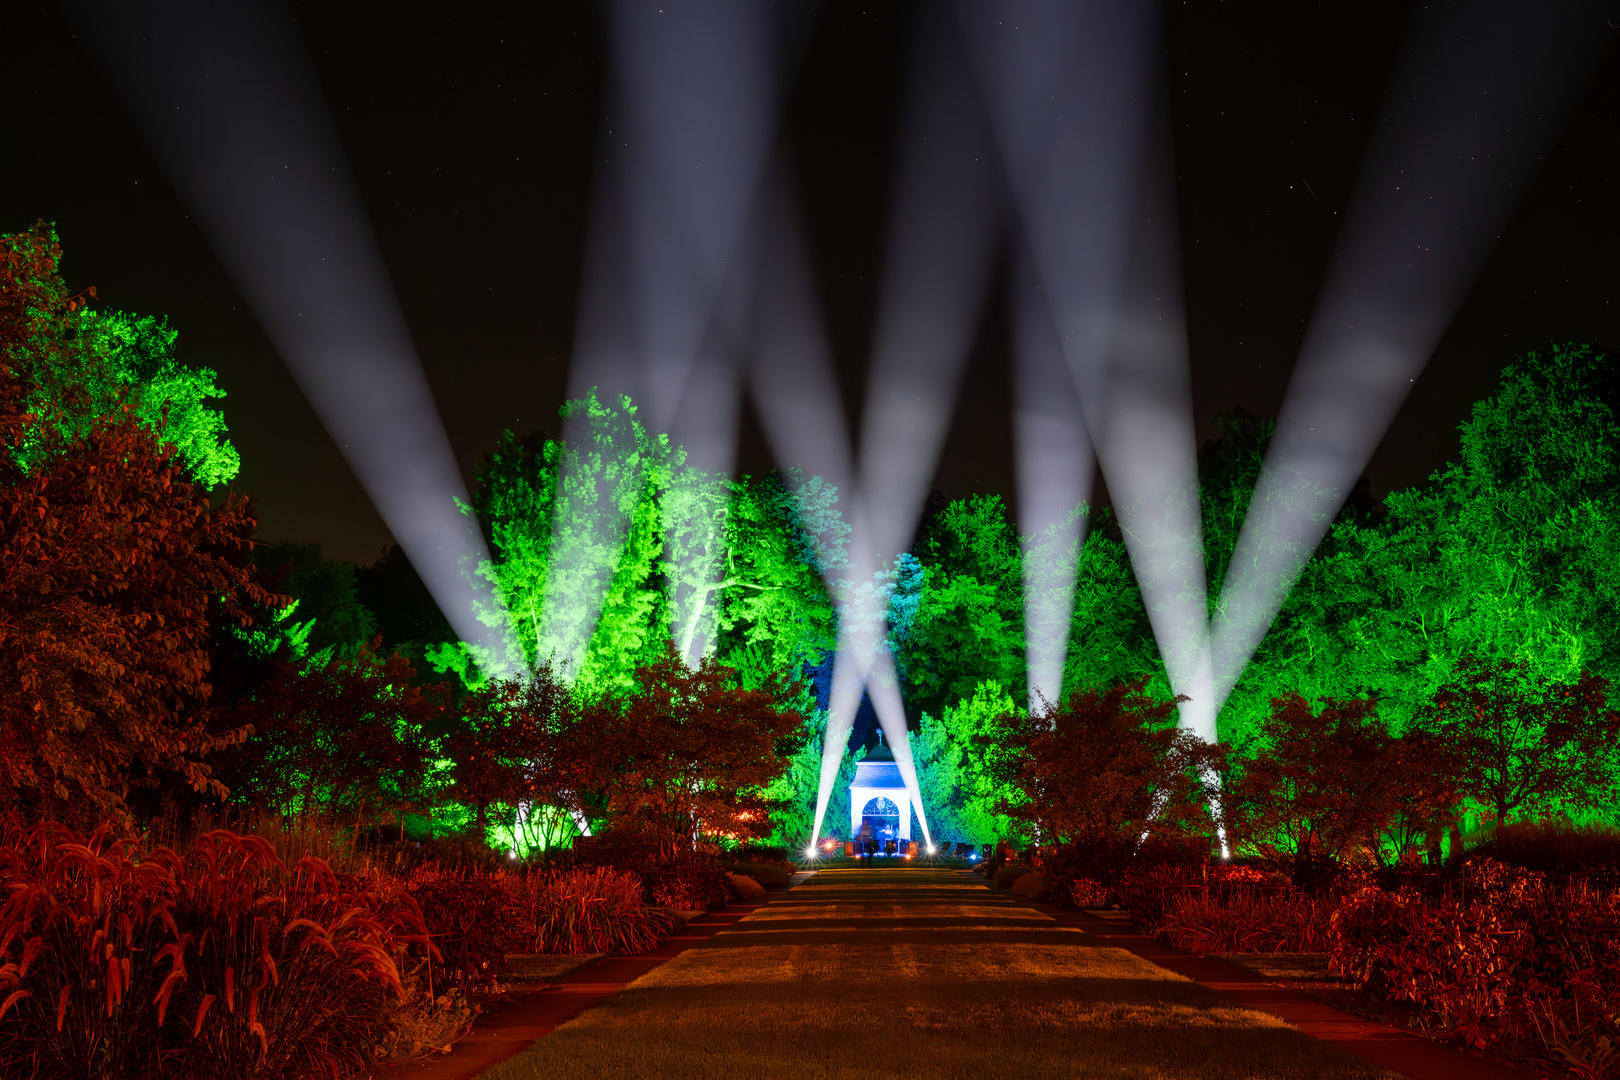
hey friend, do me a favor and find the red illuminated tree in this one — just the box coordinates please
[0,225,270,821]
[573,648,805,857]
[1418,657,1620,824]
[992,679,1225,853]
[443,665,579,834]
[1228,694,1399,880]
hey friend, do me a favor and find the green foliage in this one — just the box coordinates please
[1063,515,1168,701]
[470,393,840,697]
[909,681,1024,846]
[896,496,1025,716]
[253,541,378,655]
[762,708,855,847]
[2,260,240,486]
[86,311,240,486]
[1219,343,1620,746]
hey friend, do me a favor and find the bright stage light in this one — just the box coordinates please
[549,0,788,672]
[69,0,512,665]
[1013,244,1093,707]
[961,0,1216,739]
[806,2,1000,853]
[1209,0,1615,723]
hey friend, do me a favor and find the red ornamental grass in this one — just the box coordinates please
[0,822,436,1080]
[529,866,674,956]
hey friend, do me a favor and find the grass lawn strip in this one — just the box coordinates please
[477,868,1399,1080]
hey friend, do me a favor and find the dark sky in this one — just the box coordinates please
[2,1,1617,564]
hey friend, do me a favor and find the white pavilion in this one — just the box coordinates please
[847,731,916,842]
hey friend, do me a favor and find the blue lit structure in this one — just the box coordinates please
[847,733,917,844]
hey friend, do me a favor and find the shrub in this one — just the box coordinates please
[1062,877,1111,908]
[578,830,734,911]
[399,866,528,990]
[994,863,1034,889]
[1157,889,1333,953]
[368,979,475,1065]
[529,867,675,955]
[0,823,433,1080]
[727,873,765,899]
[1327,856,1620,1069]
[1010,873,1048,900]
[635,856,733,911]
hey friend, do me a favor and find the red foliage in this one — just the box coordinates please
[398,866,528,989]
[0,822,433,1079]
[528,866,675,955]
[1328,857,1620,1070]
[991,679,1225,852]
[571,649,805,858]
[1419,658,1620,824]
[1228,694,1403,883]
[441,667,577,835]
[0,226,271,820]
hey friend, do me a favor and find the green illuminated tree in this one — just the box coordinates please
[897,495,1025,717]
[82,310,240,487]
[468,394,844,698]
[252,541,377,656]
[0,228,238,488]
[763,708,856,848]
[1063,513,1168,700]
[467,393,675,690]
[909,681,1024,846]
[713,471,840,690]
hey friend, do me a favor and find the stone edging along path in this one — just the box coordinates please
[970,871,1535,1080]
[379,872,815,1080]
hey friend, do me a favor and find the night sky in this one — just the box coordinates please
[3,1,1617,563]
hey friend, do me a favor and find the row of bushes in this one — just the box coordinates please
[1018,829,1620,1079]
[0,821,767,1079]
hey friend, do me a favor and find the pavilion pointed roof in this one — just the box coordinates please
[851,731,903,788]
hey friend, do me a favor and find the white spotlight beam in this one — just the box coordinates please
[1211,0,1617,716]
[549,0,786,672]
[964,0,1215,738]
[805,4,1005,849]
[69,0,511,664]
[745,165,856,505]
[1012,244,1092,709]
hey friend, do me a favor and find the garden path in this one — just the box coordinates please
[463,866,1489,1080]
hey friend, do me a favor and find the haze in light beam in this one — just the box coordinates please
[1211,0,1617,723]
[1013,244,1092,708]
[963,0,1215,738]
[807,3,1004,848]
[69,0,512,667]
[552,0,785,673]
